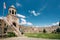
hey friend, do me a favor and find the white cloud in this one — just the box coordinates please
[0,17,3,19]
[29,10,40,16]
[16,14,26,18]
[16,13,33,26]
[39,4,47,12]
[20,18,33,26]
[16,2,22,7]
[0,17,6,19]
[28,4,47,16]
[21,18,26,22]
[20,18,26,25]
[35,26,39,27]
[27,22,33,25]
[43,22,59,27]
[52,22,59,26]
[43,25,52,27]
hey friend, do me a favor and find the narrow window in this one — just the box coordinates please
[9,10,11,13]
[12,10,14,14]
[4,28,7,33]
[15,11,16,15]
[4,23,6,26]
[13,22,16,27]
[0,24,1,26]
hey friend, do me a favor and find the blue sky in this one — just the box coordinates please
[0,0,60,27]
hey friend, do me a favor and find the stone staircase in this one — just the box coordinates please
[4,18,21,37]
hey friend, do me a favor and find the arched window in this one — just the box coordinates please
[15,11,16,15]
[4,23,6,26]
[12,10,14,14]
[13,22,16,27]
[0,22,1,26]
[4,28,7,33]
[9,10,11,13]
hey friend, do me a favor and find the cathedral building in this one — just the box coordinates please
[0,5,21,37]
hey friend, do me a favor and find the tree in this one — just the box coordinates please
[52,30,56,33]
[43,29,46,33]
[20,29,24,35]
[56,28,60,33]
[59,22,60,26]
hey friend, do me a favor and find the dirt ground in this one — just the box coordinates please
[0,37,60,40]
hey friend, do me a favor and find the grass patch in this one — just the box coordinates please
[24,33,60,39]
[7,32,17,37]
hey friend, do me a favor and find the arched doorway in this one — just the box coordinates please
[13,22,16,27]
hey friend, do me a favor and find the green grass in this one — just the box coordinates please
[24,33,60,39]
[7,32,17,37]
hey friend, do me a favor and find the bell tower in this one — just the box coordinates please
[8,5,16,16]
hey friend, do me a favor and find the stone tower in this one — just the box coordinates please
[7,5,19,29]
[8,5,16,16]
[0,5,21,37]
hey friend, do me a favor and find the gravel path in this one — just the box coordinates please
[0,37,60,40]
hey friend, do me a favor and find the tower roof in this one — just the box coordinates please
[10,5,15,8]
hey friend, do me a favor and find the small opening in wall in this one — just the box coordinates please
[12,10,14,14]
[15,11,16,15]
[13,22,16,27]
[0,24,1,26]
[9,10,11,13]
[4,28,7,33]
[4,23,6,26]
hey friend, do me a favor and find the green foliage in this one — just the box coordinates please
[59,22,60,26]
[43,29,46,33]
[56,28,60,33]
[25,33,60,39]
[52,28,60,34]
[7,32,17,37]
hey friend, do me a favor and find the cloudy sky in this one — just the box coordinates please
[0,0,60,27]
